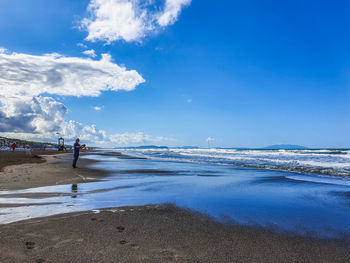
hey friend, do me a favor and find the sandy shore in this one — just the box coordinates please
[0,205,349,263]
[1,151,350,262]
[0,151,108,190]
[0,150,57,172]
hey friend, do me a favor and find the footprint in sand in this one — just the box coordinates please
[36,259,47,263]
[116,226,125,232]
[119,240,128,245]
[91,217,104,222]
[25,241,35,250]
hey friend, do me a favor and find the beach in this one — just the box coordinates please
[0,150,107,191]
[2,0,349,262]
[1,205,350,263]
[0,151,350,262]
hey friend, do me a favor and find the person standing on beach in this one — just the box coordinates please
[10,142,17,152]
[72,138,85,168]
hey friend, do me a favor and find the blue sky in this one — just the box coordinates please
[0,0,349,148]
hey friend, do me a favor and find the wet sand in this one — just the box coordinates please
[1,151,350,262]
[0,205,349,263]
[0,151,108,190]
[93,151,147,159]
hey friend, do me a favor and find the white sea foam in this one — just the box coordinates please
[118,148,350,176]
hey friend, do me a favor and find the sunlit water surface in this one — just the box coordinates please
[1,151,350,239]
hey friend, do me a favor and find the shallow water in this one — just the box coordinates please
[1,151,350,239]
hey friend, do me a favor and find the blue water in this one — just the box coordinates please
[1,150,350,239]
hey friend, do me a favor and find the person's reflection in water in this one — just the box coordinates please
[71,184,78,198]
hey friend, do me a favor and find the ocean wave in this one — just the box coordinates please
[117,148,350,177]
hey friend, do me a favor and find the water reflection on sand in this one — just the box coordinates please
[1,153,350,239]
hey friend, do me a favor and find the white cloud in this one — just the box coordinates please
[81,0,149,43]
[82,49,97,58]
[1,121,110,145]
[0,47,7,54]
[0,50,173,146]
[157,0,191,26]
[0,50,144,136]
[77,42,88,49]
[0,52,144,101]
[186,98,192,103]
[1,127,173,147]
[0,96,67,134]
[61,121,108,143]
[109,132,173,146]
[81,0,191,43]
[93,106,103,111]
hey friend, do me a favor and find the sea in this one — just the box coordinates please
[1,148,350,239]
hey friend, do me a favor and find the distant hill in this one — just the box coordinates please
[263,144,308,150]
[173,146,200,149]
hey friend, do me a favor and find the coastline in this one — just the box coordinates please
[1,151,350,262]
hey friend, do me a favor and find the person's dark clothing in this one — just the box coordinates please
[73,142,80,156]
[72,143,80,168]
[72,155,79,168]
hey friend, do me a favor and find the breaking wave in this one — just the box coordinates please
[116,148,350,177]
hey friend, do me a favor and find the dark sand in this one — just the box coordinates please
[1,151,350,262]
[0,205,349,263]
[0,150,56,172]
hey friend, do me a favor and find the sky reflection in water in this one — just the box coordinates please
[1,153,350,239]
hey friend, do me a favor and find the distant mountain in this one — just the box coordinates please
[173,146,200,149]
[263,144,308,150]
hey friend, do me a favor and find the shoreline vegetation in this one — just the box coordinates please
[0,151,350,262]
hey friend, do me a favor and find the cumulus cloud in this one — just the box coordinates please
[0,96,67,134]
[157,0,191,26]
[0,50,144,139]
[62,122,174,146]
[82,49,97,57]
[60,121,108,143]
[109,132,174,146]
[0,51,144,101]
[0,50,173,146]
[81,0,148,43]
[81,0,191,43]
[1,126,173,147]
